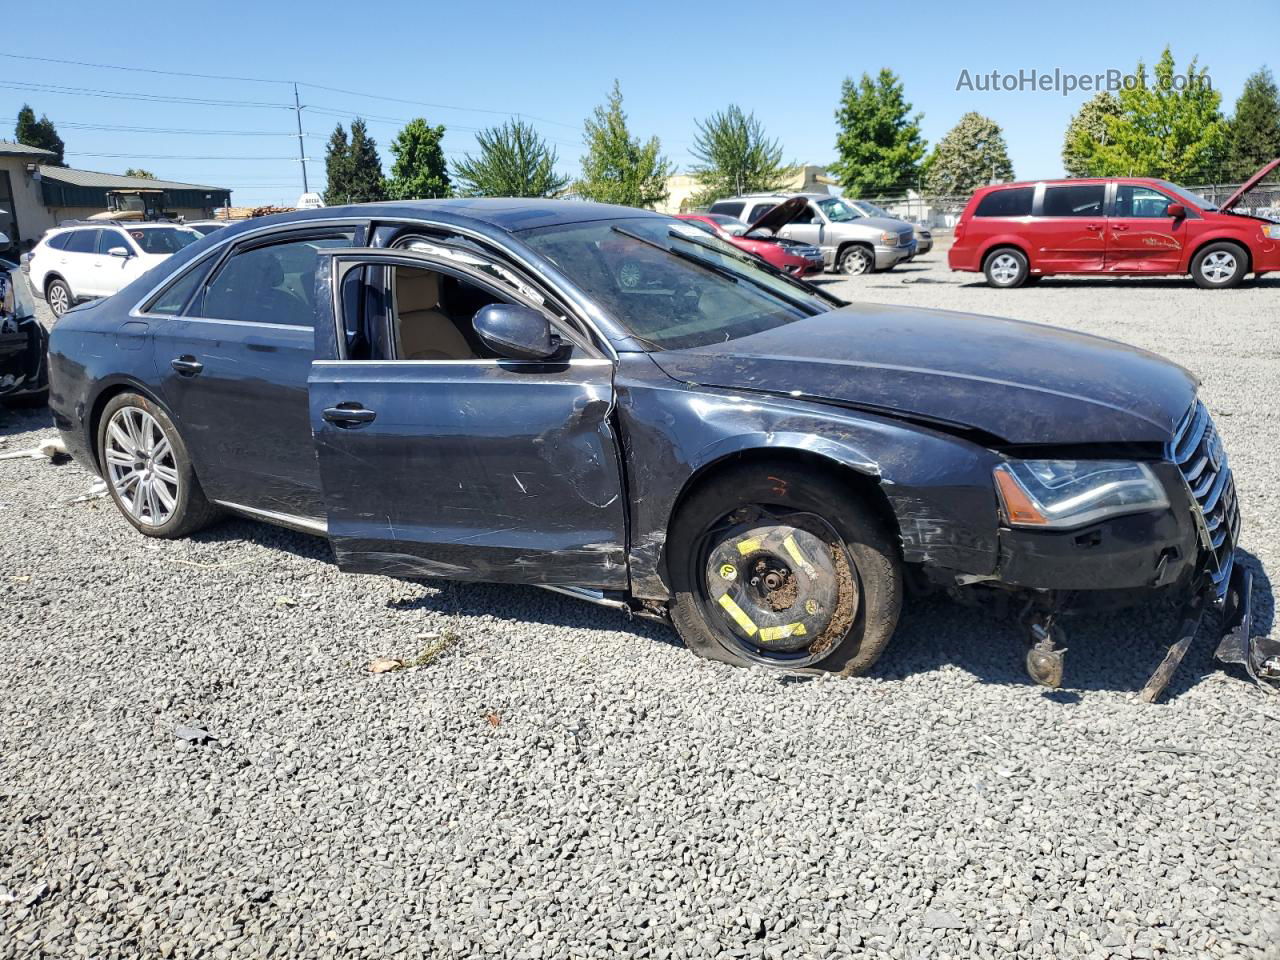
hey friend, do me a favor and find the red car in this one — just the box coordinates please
[948,159,1280,289]
[675,198,825,277]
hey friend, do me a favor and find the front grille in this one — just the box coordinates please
[794,245,822,259]
[1171,400,1240,595]
[898,229,915,245]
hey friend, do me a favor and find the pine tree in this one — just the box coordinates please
[323,124,352,205]
[14,104,65,165]
[923,113,1014,197]
[831,69,926,197]
[453,119,568,198]
[575,81,671,209]
[386,118,451,199]
[1226,67,1280,181]
[346,118,387,203]
[1062,92,1121,177]
[688,104,793,206]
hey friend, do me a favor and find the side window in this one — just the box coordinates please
[1115,185,1173,218]
[806,203,826,224]
[145,257,216,316]
[709,201,744,219]
[45,232,71,252]
[201,233,354,326]
[97,230,129,255]
[974,187,1034,217]
[391,265,507,361]
[63,230,100,255]
[746,203,776,224]
[1042,184,1105,217]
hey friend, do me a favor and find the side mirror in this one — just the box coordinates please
[107,246,131,258]
[472,303,556,361]
[1167,203,1186,219]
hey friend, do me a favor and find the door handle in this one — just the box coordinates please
[1085,223,1102,231]
[170,356,203,376]
[1112,224,1129,232]
[322,403,377,428]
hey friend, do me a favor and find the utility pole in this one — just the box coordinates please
[293,83,309,194]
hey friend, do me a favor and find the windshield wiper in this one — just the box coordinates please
[610,226,739,284]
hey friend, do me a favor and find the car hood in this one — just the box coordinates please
[744,196,808,236]
[649,303,1198,445]
[1221,157,1280,212]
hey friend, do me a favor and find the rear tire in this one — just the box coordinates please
[46,278,72,318]
[96,392,220,539]
[668,461,903,676]
[1191,242,1248,289]
[983,248,1029,288]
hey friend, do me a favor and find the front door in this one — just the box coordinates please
[308,249,628,588]
[776,203,825,248]
[1033,183,1107,272]
[1105,183,1188,273]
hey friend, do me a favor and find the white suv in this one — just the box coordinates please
[29,223,201,317]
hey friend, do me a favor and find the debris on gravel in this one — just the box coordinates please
[2,254,1278,959]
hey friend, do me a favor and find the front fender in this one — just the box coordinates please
[615,355,1001,600]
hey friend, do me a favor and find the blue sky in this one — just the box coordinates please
[3,0,1276,206]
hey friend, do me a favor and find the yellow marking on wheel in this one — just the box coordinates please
[759,622,808,643]
[783,535,816,576]
[736,537,762,556]
[717,594,758,636]
[719,563,737,580]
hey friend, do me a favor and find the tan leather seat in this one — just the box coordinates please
[395,268,473,360]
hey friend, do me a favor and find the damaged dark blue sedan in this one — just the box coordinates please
[46,200,1267,693]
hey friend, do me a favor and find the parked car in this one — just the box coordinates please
[708,193,916,275]
[675,199,824,276]
[0,236,48,405]
[949,159,1280,289]
[47,199,1263,690]
[28,222,202,317]
[843,199,933,256]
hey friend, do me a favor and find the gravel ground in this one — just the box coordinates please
[2,250,1278,960]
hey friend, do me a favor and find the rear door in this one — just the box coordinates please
[1105,183,1188,273]
[1034,183,1107,272]
[308,248,628,588]
[61,228,103,296]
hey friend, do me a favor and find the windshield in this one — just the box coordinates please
[816,198,864,222]
[520,217,832,350]
[1156,180,1218,212]
[130,227,199,255]
[850,200,890,218]
[706,214,748,236]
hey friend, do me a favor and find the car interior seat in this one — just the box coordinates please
[394,268,476,360]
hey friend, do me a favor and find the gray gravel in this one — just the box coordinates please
[2,248,1278,959]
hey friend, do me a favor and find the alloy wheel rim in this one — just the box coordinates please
[991,254,1020,284]
[50,285,68,315]
[1202,251,1236,283]
[843,250,870,275]
[105,407,179,526]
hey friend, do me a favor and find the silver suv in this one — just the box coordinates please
[708,193,916,275]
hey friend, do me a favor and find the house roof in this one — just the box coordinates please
[36,165,228,193]
[0,140,56,159]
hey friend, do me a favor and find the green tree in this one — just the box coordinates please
[831,69,926,197]
[15,104,65,165]
[323,123,352,205]
[453,119,568,198]
[575,81,671,209]
[1079,48,1226,181]
[1062,91,1121,177]
[923,112,1014,197]
[688,104,794,206]
[123,168,155,179]
[1226,66,1280,181]
[346,118,387,203]
[386,118,451,199]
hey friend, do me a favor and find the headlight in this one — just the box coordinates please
[993,460,1169,529]
[879,231,898,246]
[1261,224,1280,240]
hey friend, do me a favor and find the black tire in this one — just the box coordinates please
[96,392,220,539]
[1191,242,1248,289]
[46,277,72,318]
[983,247,1029,288]
[836,244,874,276]
[668,460,903,676]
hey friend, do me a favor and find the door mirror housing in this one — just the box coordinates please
[107,246,131,258]
[1166,203,1186,219]
[472,303,556,360]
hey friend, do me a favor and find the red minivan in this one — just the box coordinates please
[948,159,1280,289]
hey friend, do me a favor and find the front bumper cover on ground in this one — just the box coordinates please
[1214,565,1277,689]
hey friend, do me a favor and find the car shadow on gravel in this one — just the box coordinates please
[0,403,54,440]
[874,548,1273,700]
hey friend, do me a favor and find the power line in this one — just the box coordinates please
[0,51,289,85]
[0,79,292,109]
[49,119,322,137]
[67,151,304,161]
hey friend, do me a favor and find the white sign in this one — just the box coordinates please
[296,192,325,210]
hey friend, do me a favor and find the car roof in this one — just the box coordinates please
[714,192,829,201]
